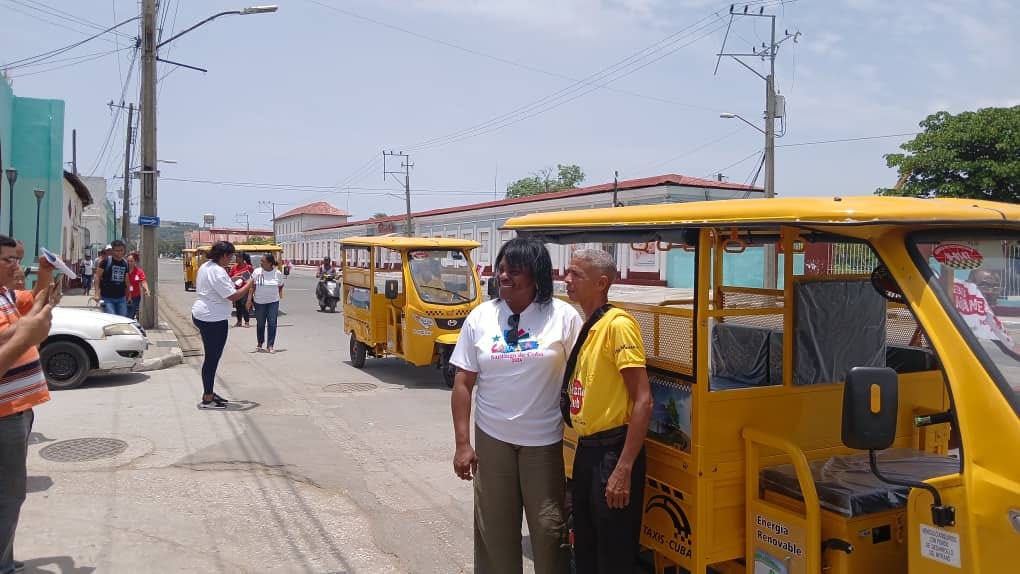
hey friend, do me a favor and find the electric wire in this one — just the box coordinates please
[1,0,134,42]
[88,47,140,176]
[1,15,140,69]
[6,46,131,78]
[777,132,919,147]
[161,176,499,197]
[703,148,764,181]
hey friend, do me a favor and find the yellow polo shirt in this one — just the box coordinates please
[567,308,646,436]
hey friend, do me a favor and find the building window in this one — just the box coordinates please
[479,230,491,264]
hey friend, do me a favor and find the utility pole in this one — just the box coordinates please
[258,200,290,240]
[612,170,620,207]
[235,212,250,240]
[715,4,799,199]
[121,103,134,243]
[138,0,158,329]
[71,129,77,175]
[383,150,413,237]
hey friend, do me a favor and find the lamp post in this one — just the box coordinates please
[4,168,16,236]
[137,2,278,329]
[33,188,45,258]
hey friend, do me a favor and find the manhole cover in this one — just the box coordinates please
[324,382,378,393]
[39,438,128,462]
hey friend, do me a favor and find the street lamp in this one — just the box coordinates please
[33,188,45,258]
[135,2,278,330]
[4,168,16,236]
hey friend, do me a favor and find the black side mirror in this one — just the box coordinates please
[384,279,399,300]
[841,367,898,450]
[487,277,499,299]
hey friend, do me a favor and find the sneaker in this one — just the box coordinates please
[212,393,230,403]
[199,400,226,410]
[255,346,264,353]
[267,347,275,354]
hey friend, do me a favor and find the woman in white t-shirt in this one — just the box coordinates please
[245,253,285,353]
[192,241,253,410]
[450,237,582,574]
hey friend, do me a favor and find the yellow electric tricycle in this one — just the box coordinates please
[341,236,482,387]
[182,248,199,291]
[504,196,1020,574]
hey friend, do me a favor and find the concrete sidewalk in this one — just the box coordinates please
[58,294,184,372]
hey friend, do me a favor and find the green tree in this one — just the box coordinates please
[372,212,388,219]
[505,164,585,198]
[876,106,1020,202]
[243,236,275,245]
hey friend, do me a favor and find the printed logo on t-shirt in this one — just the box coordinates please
[110,265,126,284]
[569,379,584,415]
[491,326,540,353]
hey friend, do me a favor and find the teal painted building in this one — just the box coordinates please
[0,78,65,258]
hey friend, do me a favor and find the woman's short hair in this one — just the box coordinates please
[241,253,252,265]
[206,241,235,261]
[263,253,277,267]
[494,236,553,304]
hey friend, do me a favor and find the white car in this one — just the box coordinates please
[41,308,149,390]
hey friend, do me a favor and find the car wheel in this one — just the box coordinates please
[41,340,91,390]
[350,334,367,368]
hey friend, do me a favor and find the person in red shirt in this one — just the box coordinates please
[228,252,254,327]
[126,254,150,320]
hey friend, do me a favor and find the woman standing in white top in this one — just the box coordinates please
[449,237,582,574]
[246,252,285,353]
[192,241,253,410]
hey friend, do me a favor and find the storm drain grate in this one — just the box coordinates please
[323,382,378,393]
[39,438,128,462]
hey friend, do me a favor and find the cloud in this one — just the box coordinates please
[806,31,842,56]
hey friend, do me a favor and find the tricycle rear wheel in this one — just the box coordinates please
[439,346,456,388]
[350,334,367,368]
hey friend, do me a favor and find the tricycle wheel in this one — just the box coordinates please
[440,346,456,388]
[350,334,367,368]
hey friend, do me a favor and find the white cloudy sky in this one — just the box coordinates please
[1,0,1017,226]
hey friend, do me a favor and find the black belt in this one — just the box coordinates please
[576,425,628,448]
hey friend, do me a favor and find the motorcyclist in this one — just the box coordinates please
[316,257,338,279]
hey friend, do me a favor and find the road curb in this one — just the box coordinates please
[133,347,183,372]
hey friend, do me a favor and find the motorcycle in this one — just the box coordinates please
[316,270,341,313]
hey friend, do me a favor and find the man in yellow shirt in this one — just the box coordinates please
[563,248,652,573]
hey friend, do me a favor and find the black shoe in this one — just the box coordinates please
[212,393,229,403]
[199,400,226,410]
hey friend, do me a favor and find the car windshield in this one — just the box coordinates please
[408,249,476,305]
[912,232,1020,415]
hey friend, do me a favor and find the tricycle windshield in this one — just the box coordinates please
[407,249,476,305]
[912,232,1020,415]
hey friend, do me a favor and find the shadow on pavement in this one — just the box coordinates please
[77,372,150,390]
[342,357,450,390]
[26,475,53,493]
[28,432,56,446]
[20,556,95,573]
[195,400,261,412]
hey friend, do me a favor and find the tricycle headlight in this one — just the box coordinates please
[413,313,434,329]
[103,324,138,337]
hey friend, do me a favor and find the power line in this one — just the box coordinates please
[89,47,140,176]
[160,176,499,196]
[7,47,129,78]
[704,148,764,181]
[303,0,784,112]
[776,132,919,147]
[1,0,134,42]
[1,15,140,69]
[4,46,131,73]
[404,17,729,152]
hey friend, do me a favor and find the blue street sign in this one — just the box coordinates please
[138,215,160,227]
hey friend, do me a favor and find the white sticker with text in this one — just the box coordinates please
[920,524,961,568]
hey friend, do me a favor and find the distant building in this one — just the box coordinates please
[273,201,350,262]
[291,174,762,286]
[185,227,274,249]
[81,176,114,255]
[61,170,92,263]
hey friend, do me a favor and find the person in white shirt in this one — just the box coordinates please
[450,237,582,574]
[80,254,94,294]
[191,241,253,410]
[246,253,285,353]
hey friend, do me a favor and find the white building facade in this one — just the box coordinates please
[289,174,762,286]
[60,171,92,263]
[273,201,350,263]
[80,176,110,255]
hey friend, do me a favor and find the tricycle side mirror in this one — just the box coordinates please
[841,366,898,450]
[384,279,399,300]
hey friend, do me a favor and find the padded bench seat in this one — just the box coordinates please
[760,448,960,518]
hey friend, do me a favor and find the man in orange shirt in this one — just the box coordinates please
[0,234,57,574]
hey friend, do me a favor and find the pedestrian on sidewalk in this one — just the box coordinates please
[0,234,59,574]
[563,249,652,574]
[229,253,254,328]
[449,237,582,574]
[192,241,253,410]
[247,253,285,353]
[126,254,150,321]
[93,240,130,317]
[79,254,93,295]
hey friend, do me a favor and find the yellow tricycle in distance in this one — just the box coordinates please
[504,196,1020,574]
[182,247,203,291]
[341,236,482,387]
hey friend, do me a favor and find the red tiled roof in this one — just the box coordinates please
[308,173,763,232]
[276,201,351,220]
